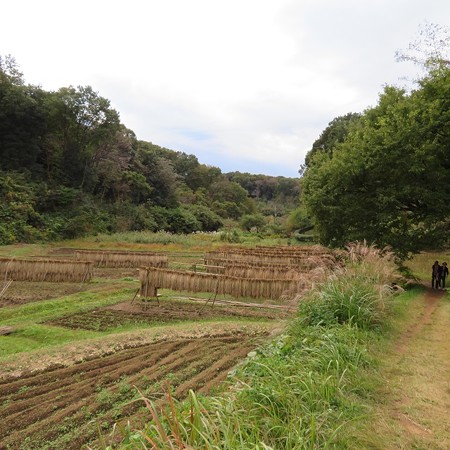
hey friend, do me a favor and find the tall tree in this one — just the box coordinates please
[300,112,360,175]
[395,22,450,71]
[51,85,121,190]
[0,58,46,173]
[302,76,450,257]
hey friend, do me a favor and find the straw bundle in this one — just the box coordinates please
[205,258,303,269]
[74,250,168,268]
[210,244,331,258]
[204,253,319,268]
[221,265,304,280]
[139,267,300,300]
[0,258,93,282]
[205,245,335,268]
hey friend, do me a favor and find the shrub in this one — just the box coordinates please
[239,213,265,232]
[189,205,223,231]
[298,276,385,329]
[219,229,242,243]
[165,208,201,234]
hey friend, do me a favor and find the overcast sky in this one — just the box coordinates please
[2,1,450,177]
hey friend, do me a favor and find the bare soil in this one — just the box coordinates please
[0,332,267,450]
[0,281,89,308]
[370,287,450,449]
[45,298,288,331]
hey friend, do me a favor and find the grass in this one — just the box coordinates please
[0,287,136,326]
[405,250,450,284]
[53,230,294,252]
[0,243,50,258]
[0,324,102,357]
[0,286,137,358]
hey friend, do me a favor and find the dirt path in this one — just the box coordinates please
[373,287,450,449]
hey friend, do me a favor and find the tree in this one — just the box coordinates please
[186,164,222,191]
[49,85,121,190]
[134,142,180,207]
[300,113,360,175]
[0,55,24,85]
[302,76,450,257]
[189,205,223,231]
[0,60,47,173]
[209,179,256,219]
[395,22,450,71]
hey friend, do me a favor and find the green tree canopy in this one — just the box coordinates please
[302,71,450,257]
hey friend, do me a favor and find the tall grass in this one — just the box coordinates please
[106,242,399,449]
[68,231,292,250]
[404,250,450,283]
[80,231,220,247]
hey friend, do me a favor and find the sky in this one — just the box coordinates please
[2,0,450,178]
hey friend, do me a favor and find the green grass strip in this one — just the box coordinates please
[0,287,136,326]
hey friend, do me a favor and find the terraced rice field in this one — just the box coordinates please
[0,243,318,449]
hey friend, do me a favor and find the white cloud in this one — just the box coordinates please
[2,0,450,177]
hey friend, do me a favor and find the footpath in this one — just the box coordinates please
[371,287,450,449]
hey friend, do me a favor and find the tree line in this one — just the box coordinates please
[300,25,450,257]
[0,55,300,244]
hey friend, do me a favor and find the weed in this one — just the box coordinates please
[117,379,132,397]
[96,388,115,408]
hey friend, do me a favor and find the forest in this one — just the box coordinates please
[0,55,300,244]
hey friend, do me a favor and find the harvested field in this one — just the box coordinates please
[0,333,264,450]
[45,299,289,331]
[0,282,90,308]
[92,267,138,279]
[0,242,314,449]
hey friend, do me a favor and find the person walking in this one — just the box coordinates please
[432,261,440,289]
[441,262,449,289]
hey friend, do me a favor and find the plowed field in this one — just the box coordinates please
[0,282,89,308]
[0,333,264,450]
[45,299,288,331]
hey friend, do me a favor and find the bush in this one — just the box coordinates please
[61,206,110,239]
[165,208,201,234]
[189,205,223,231]
[239,214,265,232]
[110,202,158,232]
[0,223,15,245]
[219,229,242,243]
[298,276,384,329]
